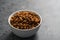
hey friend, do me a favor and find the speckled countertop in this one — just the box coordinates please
[0,0,60,40]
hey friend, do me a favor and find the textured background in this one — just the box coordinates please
[0,0,60,40]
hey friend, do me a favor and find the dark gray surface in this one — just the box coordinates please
[0,0,60,40]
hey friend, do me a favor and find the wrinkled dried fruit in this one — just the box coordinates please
[10,11,40,29]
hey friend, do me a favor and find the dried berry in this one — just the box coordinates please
[10,11,40,29]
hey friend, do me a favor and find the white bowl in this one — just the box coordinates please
[8,10,42,38]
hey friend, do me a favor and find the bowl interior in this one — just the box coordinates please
[8,10,42,31]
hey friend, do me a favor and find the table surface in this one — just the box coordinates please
[0,0,60,40]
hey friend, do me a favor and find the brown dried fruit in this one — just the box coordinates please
[10,11,40,29]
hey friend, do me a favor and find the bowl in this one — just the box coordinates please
[8,10,42,38]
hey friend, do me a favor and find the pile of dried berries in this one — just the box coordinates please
[10,11,40,29]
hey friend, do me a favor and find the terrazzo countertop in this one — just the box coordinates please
[0,0,60,40]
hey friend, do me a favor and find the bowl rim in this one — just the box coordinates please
[8,9,42,31]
